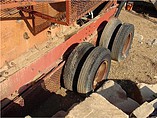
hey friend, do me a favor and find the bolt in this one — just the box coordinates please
[4,71,8,74]
[10,61,16,66]
[23,32,30,40]
[47,31,51,37]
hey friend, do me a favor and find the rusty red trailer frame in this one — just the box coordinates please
[0,0,119,115]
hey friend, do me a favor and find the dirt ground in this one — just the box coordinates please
[109,10,157,84]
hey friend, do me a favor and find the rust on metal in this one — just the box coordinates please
[122,33,132,57]
[43,70,62,93]
[20,7,68,25]
[0,0,66,10]
[93,60,108,89]
[1,1,107,37]
[1,0,105,25]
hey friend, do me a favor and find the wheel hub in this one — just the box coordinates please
[122,33,132,58]
[93,60,108,89]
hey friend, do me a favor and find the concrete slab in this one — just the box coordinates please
[97,80,127,104]
[97,80,140,113]
[66,93,128,118]
[132,99,157,118]
[132,102,154,118]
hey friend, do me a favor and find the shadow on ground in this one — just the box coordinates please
[2,78,156,117]
[132,1,157,18]
[1,79,85,117]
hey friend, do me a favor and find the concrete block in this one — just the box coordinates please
[97,80,140,113]
[132,102,154,118]
[97,80,127,104]
[116,98,140,114]
[66,93,128,118]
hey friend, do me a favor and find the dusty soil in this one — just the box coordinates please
[109,10,157,84]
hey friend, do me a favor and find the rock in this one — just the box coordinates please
[146,40,153,46]
[132,102,155,118]
[97,80,127,104]
[116,98,140,114]
[132,99,157,118]
[25,115,32,118]
[135,33,143,44]
[138,35,143,44]
[66,93,128,118]
[52,110,67,117]
[56,87,67,96]
[152,39,157,45]
[97,80,140,113]
[138,83,157,102]
[146,39,157,46]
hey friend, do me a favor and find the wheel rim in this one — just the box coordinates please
[93,60,108,89]
[122,33,132,58]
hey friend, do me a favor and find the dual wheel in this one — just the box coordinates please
[63,42,111,94]
[99,18,134,62]
[63,18,134,94]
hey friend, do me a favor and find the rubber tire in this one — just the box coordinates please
[99,18,122,48]
[77,47,111,94]
[63,42,94,91]
[111,23,134,62]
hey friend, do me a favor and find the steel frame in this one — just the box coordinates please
[1,0,109,25]
[1,1,118,114]
[1,6,117,102]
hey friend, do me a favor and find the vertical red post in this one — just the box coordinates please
[66,0,71,25]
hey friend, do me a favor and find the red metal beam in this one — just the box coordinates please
[2,61,65,113]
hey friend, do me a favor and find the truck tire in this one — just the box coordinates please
[99,18,122,49]
[77,47,111,94]
[111,23,134,62]
[63,42,94,91]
